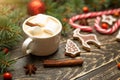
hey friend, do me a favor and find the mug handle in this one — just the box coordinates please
[22,37,33,54]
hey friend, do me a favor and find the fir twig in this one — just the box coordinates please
[0,16,22,49]
[0,51,15,73]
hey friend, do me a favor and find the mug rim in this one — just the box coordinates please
[22,14,62,39]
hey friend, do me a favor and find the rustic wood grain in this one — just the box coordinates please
[1,1,120,80]
[8,30,120,80]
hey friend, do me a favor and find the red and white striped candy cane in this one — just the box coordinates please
[69,16,93,32]
[69,8,120,32]
[94,17,120,34]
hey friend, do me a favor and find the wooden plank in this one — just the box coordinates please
[1,1,120,80]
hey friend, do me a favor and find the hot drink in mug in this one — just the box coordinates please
[22,14,62,56]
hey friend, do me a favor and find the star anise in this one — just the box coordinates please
[24,64,37,76]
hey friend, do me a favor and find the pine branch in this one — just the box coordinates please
[0,16,22,49]
[0,51,15,73]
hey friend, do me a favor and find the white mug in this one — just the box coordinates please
[22,14,62,56]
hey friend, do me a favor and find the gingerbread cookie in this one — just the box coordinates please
[101,15,116,25]
[116,30,120,41]
[73,28,101,51]
[65,39,81,58]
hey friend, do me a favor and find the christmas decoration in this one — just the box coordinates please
[24,64,37,76]
[94,17,120,34]
[62,18,68,22]
[73,28,101,51]
[0,16,22,49]
[69,8,120,32]
[65,39,81,58]
[69,15,93,32]
[0,2,24,74]
[113,12,120,17]
[27,0,46,15]
[101,23,109,29]
[82,6,89,13]
[116,30,120,41]
[2,48,9,54]
[101,15,116,25]
[1,0,120,37]
[2,0,120,79]
[117,63,120,69]
[115,58,120,69]
[99,28,120,42]
[3,72,12,80]
[0,51,15,73]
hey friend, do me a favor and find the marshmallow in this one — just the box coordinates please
[26,14,49,27]
[27,26,42,37]
[44,19,59,35]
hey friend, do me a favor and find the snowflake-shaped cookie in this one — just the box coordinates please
[102,15,116,25]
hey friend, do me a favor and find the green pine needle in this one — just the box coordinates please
[0,51,15,73]
[0,16,22,49]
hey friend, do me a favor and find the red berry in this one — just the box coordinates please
[82,6,89,13]
[62,18,68,22]
[114,12,120,17]
[3,48,9,54]
[3,72,12,80]
[101,23,109,29]
[117,63,120,69]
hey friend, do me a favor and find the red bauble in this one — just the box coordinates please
[3,48,9,54]
[3,72,12,80]
[82,6,89,13]
[101,23,109,29]
[27,0,46,15]
[117,63,120,69]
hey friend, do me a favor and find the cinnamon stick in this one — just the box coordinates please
[26,21,38,27]
[43,58,83,67]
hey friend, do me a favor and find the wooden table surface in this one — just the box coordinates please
[1,0,120,80]
[0,30,120,80]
